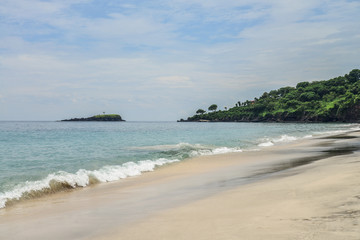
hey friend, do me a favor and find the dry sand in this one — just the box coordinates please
[1,132,360,240]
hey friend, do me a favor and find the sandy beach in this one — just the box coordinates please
[1,131,360,240]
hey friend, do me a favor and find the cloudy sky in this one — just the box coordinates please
[1,0,359,121]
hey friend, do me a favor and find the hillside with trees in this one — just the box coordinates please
[181,69,360,122]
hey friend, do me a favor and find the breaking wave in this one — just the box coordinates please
[131,142,242,158]
[257,134,311,147]
[0,158,178,209]
[0,142,245,209]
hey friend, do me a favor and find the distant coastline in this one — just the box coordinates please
[61,114,125,122]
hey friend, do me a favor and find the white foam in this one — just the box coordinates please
[130,142,243,158]
[274,135,298,143]
[258,141,274,147]
[349,125,360,131]
[258,134,299,147]
[129,142,199,151]
[190,147,242,157]
[0,158,179,209]
[313,125,359,137]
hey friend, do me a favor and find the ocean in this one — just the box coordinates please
[0,121,357,209]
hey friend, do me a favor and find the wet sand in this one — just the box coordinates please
[1,132,360,239]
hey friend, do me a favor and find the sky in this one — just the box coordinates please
[0,0,359,121]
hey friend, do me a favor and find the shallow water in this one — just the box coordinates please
[0,121,357,208]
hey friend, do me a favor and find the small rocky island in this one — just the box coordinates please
[61,114,125,121]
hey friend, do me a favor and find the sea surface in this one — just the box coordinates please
[0,121,358,208]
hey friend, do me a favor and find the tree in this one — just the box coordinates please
[184,69,360,122]
[345,69,360,83]
[278,87,295,97]
[285,100,300,108]
[296,81,310,89]
[326,76,346,87]
[299,92,319,102]
[260,92,268,99]
[196,109,206,115]
[208,104,218,111]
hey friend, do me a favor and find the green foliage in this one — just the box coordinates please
[299,92,319,102]
[185,69,360,122]
[345,69,360,83]
[93,114,120,118]
[208,104,218,111]
[62,114,124,121]
[196,109,206,115]
[296,81,310,89]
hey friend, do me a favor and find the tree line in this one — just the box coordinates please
[182,69,360,122]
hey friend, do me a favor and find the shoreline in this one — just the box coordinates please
[106,148,360,240]
[1,131,360,239]
[178,119,360,123]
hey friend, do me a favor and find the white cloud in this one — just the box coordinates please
[155,76,193,88]
[0,0,359,120]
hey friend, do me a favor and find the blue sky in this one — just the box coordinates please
[0,0,359,121]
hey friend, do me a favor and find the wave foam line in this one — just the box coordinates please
[0,158,178,209]
[129,142,243,158]
[258,134,301,147]
[129,142,200,151]
[190,146,242,157]
[257,124,360,148]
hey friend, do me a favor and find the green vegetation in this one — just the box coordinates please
[62,114,125,121]
[196,109,206,115]
[208,104,218,112]
[182,69,360,122]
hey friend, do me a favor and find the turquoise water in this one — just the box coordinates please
[0,121,357,208]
